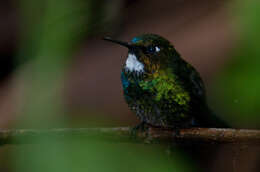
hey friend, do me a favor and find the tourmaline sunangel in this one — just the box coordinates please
[104,34,227,128]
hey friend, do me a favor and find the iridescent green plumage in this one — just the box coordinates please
[105,34,228,128]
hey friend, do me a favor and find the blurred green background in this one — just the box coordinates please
[0,0,259,171]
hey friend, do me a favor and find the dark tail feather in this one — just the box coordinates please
[193,106,229,128]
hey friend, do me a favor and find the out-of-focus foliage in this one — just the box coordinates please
[214,0,260,128]
[17,0,123,66]
[13,136,194,172]
[16,0,90,128]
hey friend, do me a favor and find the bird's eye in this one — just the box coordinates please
[147,46,156,54]
[147,46,155,54]
[146,46,160,54]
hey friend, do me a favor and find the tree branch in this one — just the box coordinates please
[0,127,260,145]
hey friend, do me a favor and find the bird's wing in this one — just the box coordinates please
[177,61,228,127]
[175,61,206,102]
[189,67,206,100]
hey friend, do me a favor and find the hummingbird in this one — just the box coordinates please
[104,34,228,129]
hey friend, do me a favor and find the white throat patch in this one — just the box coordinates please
[125,53,144,73]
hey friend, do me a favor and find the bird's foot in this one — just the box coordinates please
[130,122,149,136]
[172,128,181,138]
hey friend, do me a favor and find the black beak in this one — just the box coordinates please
[103,37,132,49]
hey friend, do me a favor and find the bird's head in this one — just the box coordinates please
[104,34,180,75]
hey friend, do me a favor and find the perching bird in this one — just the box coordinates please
[104,34,228,129]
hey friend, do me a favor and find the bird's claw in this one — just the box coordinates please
[130,122,149,137]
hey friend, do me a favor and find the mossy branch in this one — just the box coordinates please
[0,127,260,145]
